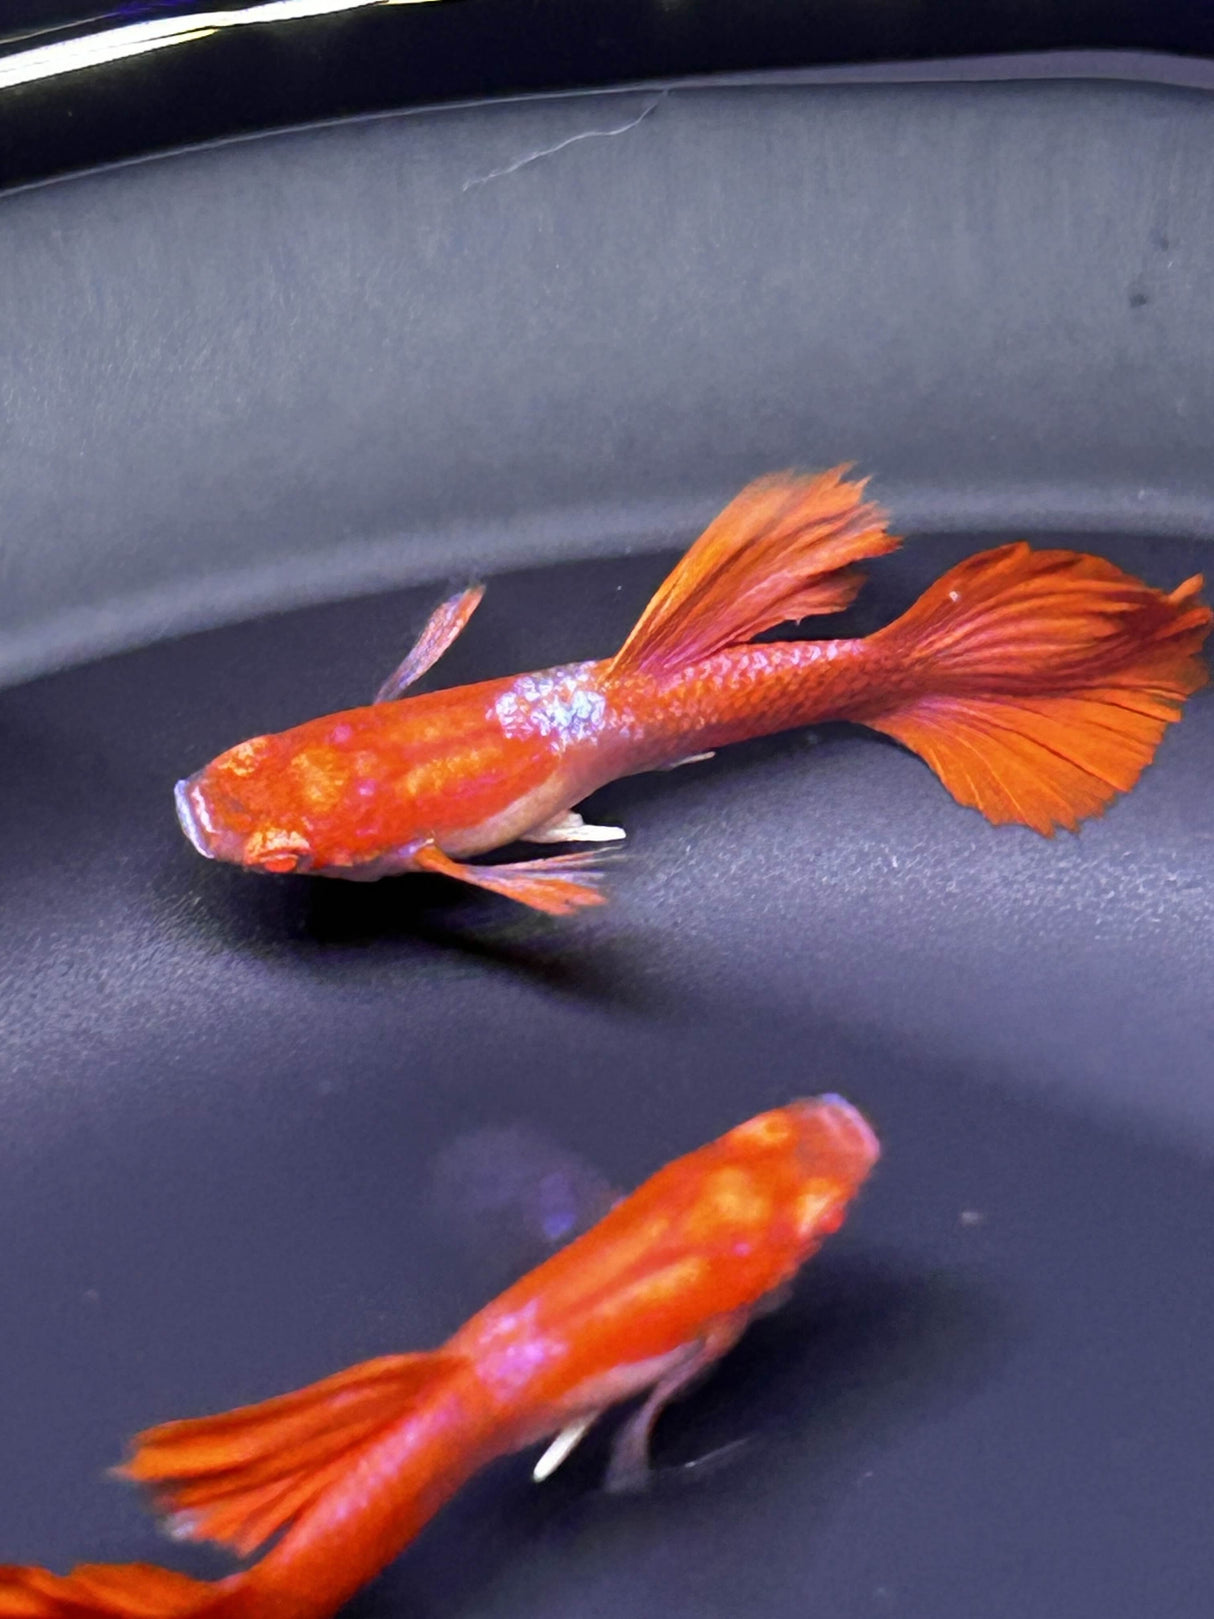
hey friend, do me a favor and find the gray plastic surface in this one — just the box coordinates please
[3,78,1214,686]
[0,71,1211,1619]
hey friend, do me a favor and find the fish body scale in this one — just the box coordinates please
[598,638,904,772]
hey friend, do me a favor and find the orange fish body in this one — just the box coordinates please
[175,468,1212,913]
[0,1097,880,1619]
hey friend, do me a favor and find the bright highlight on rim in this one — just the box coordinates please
[0,0,440,92]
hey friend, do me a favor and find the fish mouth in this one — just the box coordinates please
[174,777,215,859]
[792,1094,881,1179]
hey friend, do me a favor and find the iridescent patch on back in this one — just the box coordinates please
[493,664,606,749]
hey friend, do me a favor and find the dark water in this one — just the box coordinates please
[0,532,1210,1619]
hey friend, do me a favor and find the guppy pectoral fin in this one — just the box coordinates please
[373,585,485,702]
[524,810,627,845]
[412,840,615,915]
[602,1315,751,1495]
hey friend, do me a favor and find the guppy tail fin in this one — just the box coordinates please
[859,544,1211,834]
[117,1350,468,1559]
[0,1350,473,1619]
[0,1562,232,1619]
[609,467,898,679]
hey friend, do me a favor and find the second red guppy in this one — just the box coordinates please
[175,468,1211,912]
[0,1095,878,1619]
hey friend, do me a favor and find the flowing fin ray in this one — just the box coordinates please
[117,1352,467,1559]
[374,586,485,702]
[412,841,615,915]
[609,468,898,680]
[860,544,1211,833]
[0,1563,224,1619]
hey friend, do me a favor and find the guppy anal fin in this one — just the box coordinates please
[532,1414,600,1482]
[374,585,485,702]
[413,840,613,915]
[524,810,627,845]
[657,751,715,772]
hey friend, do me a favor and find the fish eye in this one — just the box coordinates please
[260,852,303,874]
[244,827,312,872]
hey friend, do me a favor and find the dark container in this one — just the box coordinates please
[0,12,1210,1618]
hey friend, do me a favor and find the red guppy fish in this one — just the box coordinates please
[175,468,1212,914]
[0,1096,878,1619]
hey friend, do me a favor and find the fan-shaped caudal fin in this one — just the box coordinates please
[860,544,1211,834]
[608,467,898,680]
[0,1562,227,1619]
[117,1350,468,1560]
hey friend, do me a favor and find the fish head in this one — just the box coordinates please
[175,680,571,879]
[711,1095,880,1260]
[782,1093,881,1244]
[175,731,322,874]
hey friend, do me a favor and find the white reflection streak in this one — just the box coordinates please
[0,0,439,91]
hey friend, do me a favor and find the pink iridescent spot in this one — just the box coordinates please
[330,723,354,745]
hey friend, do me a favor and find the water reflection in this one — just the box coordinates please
[428,1123,620,1302]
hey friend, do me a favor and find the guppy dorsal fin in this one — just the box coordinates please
[374,584,485,702]
[608,468,898,681]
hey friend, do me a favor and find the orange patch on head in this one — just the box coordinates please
[288,748,350,813]
[220,736,273,778]
[726,1111,795,1150]
[793,1180,846,1239]
[684,1166,772,1242]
